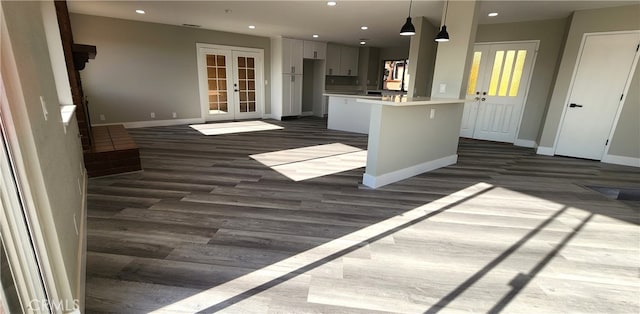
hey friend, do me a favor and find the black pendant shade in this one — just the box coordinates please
[400,17,416,36]
[435,25,450,42]
[400,0,415,36]
[435,0,451,42]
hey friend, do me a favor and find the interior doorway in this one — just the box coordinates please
[382,59,409,92]
[197,44,264,121]
[460,41,538,143]
[555,31,640,160]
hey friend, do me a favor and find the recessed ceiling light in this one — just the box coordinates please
[312,34,319,38]
[327,1,337,6]
[135,9,145,14]
[360,41,366,45]
[361,26,368,30]
[248,25,256,29]
[488,12,499,17]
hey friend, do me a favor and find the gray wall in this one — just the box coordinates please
[609,63,640,158]
[302,59,315,112]
[407,16,438,97]
[476,18,569,143]
[538,4,640,157]
[2,1,85,305]
[379,45,409,63]
[70,14,271,124]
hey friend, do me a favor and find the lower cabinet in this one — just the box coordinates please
[282,74,303,116]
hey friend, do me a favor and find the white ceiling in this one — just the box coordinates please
[67,0,636,48]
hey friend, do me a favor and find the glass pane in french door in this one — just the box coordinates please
[236,56,257,113]
[486,49,529,97]
[206,54,229,114]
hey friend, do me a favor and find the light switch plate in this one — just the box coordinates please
[430,108,436,119]
[439,84,446,94]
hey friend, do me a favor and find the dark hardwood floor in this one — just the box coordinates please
[85,117,639,313]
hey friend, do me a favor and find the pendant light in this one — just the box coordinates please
[435,0,450,42]
[400,0,416,36]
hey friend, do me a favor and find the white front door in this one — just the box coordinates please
[197,44,264,121]
[555,32,640,160]
[461,42,537,143]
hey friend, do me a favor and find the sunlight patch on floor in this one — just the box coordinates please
[145,182,633,313]
[190,120,283,136]
[250,143,367,181]
[149,183,499,313]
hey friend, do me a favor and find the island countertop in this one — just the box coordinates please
[323,92,384,100]
[355,95,464,106]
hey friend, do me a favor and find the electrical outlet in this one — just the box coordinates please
[99,114,106,121]
[172,112,177,118]
[150,112,156,118]
[40,96,48,121]
[430,108,436,119]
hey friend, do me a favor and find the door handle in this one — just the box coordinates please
[481,97,486,101]
[569,103,583,108]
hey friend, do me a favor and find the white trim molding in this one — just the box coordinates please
[301,111,314,116]
[536,146,554,156]
[92,117,205,129]
[363,154,457,189]
[602,154,640,167]
[514,139,537,148]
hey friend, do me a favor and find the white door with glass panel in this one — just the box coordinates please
[461,42,537,143]
[197,45,263,121]
[555,32,639,160]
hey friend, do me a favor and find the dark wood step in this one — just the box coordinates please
[84,125,142,177]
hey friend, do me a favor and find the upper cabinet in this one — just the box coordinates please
[282,38,303,74]
[339,46,358,76]
[303,40,327,60]
[326,43,359,76]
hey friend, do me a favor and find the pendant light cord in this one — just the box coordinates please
[443,0,448,25]
[408,0,413,16]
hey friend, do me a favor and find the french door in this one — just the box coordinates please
[461,42,537,143]
[197,44,264,121]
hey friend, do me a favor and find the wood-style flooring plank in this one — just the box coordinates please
[85,117,640,313]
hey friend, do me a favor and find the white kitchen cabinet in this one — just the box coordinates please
[326,44,341,75]
[325,43,358,76]
[282,38,303,74]
[339,46,358,76]
[282,74,303,116]
[303,40,327,60]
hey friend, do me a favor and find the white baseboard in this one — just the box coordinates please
[92,117,204,129]
[363,154,457,189]
[602,154,640,167]
[262,114,274,119]
[514,139,537,148]
[536,146,554,156]
[301,111,314,117]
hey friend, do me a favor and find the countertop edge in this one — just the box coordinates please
[323,93,382,99]
[355,98,464,106]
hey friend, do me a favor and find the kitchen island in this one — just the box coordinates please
[325,93,464,188]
